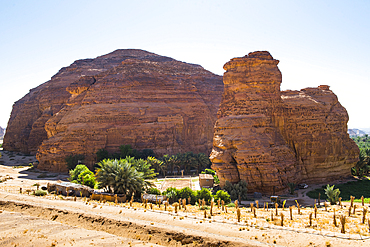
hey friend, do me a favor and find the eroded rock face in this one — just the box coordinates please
[4,49,223,172]
[210,51,359,194]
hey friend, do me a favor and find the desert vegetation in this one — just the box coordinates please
[351,135,370,176]
[95,145,212,176]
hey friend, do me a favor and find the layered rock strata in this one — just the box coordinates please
[210,51,359,194]
[4,50,223,172]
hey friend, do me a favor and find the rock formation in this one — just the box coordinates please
[210,51,359,194]
[4,49,223,172]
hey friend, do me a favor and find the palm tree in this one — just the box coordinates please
[194,153,211,174]
[146,156,165,176]
[95,159,147,196]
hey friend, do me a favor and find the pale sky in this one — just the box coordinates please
[1,1,369,129]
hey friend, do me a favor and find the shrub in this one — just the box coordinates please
[325,184,341,205]
[147,187,161,195]
[65,154,85,170]
[214,190,231,204]
[95,159,145,196]
[34,190,47,196]
[288,183,296,195]
[69,164,96,188]
[223,180,248,200]
[162,187,179,203]
[196,188,213,204]
[227,202,235,207]
[96,149,109,162]
[178,187,196,204]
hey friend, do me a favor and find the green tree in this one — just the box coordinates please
[69,164,96,188]
[146,156,165,176]
[162,187,179,203]
[95,159,146,197]
[194,153,211,173]
[65,154,85,170]
[224,180,248,200]
[214,190,231,204]
[324,184,341,205]
[119,145,134,158]
[96,148,109,162]
[178,187,196,204]
[161,154,181,175]
[196,188,213,204]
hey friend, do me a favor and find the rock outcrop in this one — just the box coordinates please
[4,49,223,172]
[210,51,359,194]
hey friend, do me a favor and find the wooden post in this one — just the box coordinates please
[237,208,241,222]
[309,213,312,227]
[363,207,368,224]
[280,213,284,226]
[333,208,337,227]
[275,203,278,216]
[340,215,346,234]
[289,206,293,220]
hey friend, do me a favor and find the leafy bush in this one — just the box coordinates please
[324,184,341,205]
[223,180,248,200]
[178,187,196,204]
[65,154,85,170]
[196,188,213,204]
[162,187,179,203]
[227,202,235,207]
[147,187,161,195]
[214,190,231,204]
[69,164,96,188]
[34,190,47,196]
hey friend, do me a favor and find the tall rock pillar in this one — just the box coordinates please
[210,51,303,194]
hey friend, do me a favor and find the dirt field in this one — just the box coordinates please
[1,150,370,247]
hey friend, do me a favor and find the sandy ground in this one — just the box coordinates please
[1,150,370,247]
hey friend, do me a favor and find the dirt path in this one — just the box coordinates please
[1,191,370,247]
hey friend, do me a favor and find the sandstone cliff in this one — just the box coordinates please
[210,51,359,194]
[4,50,223,172]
